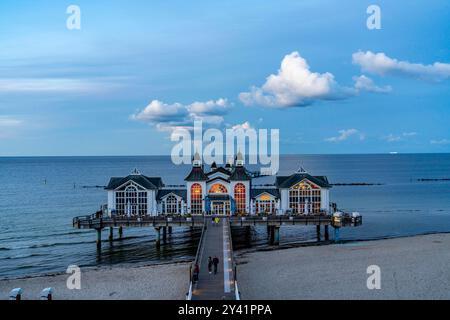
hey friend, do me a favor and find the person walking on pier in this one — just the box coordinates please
[213,256,220,275]
[208,257,213,274]
[193,264,200,282]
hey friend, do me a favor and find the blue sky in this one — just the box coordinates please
[0,0,449,156]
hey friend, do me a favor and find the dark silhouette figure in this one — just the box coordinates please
[212,256,220,275]
[193,264,200,282]
[208,256,213,274]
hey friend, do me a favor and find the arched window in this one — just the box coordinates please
[209,184,228,194]
[115,184,147,216]
[289,181,321,214]
[255,194,276,215]
[165,195,179,214]
[234,183,246,214]
[191,184,203,214]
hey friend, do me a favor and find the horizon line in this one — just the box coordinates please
[0,152,449,158]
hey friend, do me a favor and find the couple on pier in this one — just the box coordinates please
[208,256,220,275]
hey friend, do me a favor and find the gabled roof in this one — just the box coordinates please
[251,188,280,199]
[276,173,331,189]
[207,167,231,177]
[185,167,208,181]
[105,175,163,190]
[157,189,187,201]
[207,176,230,184]
[229,166,251,181]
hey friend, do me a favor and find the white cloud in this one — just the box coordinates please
[0,116,23,139]
[131,98,230,131]
[231,121,253,131]
[352,51,450,82]
[131,100,188,124]
[239,52,353,108]
[383,132,417,142]
[353,75,392,93]
[0,77,124,94]
[188,98,228,116]
[325,129,364,142]
[430,139,450,145]
[402,132,417,137]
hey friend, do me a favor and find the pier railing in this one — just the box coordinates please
[73,213,362,229]
[226,218,240,300]
[229,214,361,227]
[186,216,207,300]
[73,215,206,229]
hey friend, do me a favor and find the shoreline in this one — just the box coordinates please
[0,259,193,282]
[2,230,450,282]
[236,230,450,256]
[237,232,450,299]
[0,261,191,300]
[2,232,450,299]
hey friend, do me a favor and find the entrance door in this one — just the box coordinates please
[212,202,224,215]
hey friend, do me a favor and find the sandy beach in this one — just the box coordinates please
[2,234,450,300]
[237,233,450,299]
[0,262,190,300]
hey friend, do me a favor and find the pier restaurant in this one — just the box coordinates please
[105,152,331,217]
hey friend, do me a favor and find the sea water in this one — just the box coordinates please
[0,154,449,278]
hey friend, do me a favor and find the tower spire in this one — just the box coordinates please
[193,150,202,167]
[297,165,307,174]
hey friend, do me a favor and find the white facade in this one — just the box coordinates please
[105,166,332,216]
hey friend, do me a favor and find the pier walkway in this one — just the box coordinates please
[190,217,237,300]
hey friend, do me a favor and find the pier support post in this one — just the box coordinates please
[324,225,329,241]
[109,227,114,242]
[273,226,280,246]
[268,226,275,245]
[168,226,173,234]
[155,227,161,248]
[316,225,321,242]
[162,227,167,243]
[96,229,102,249]
[118,226,123,239]
[334,227,341,243]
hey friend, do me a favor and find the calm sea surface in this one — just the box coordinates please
[0,154,449,279]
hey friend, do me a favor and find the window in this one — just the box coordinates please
[255,194,276,214]
[209,184,228,194]
[289,181,321,214]
[191,184,203,214]
[115,184,147,216]
[164,195,179,214]
[234,183,246,214]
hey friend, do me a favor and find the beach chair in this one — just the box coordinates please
[40,287,54,300]
[9,288,23,300]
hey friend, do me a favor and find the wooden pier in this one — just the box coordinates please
[73,213,361,247]
[73,212,361,299]
[188,217,237,300]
